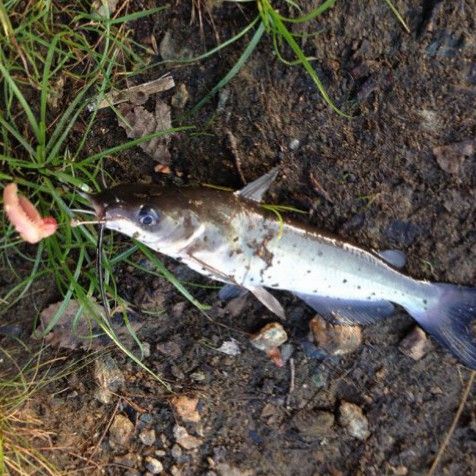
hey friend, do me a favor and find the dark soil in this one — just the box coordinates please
[1,1,475,475]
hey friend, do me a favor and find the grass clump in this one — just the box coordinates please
[0,1,186,386]
[0,344,93,475]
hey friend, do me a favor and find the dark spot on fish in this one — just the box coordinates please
[233,236,239,242]
[317,250,323,256]
[203,236,208,242]
[367,296,371,300]
[272,283,279,287]
[357,285,361,289]
[277,260,281,264]
[343,279,347,283]
[307,270,311,274]
[313,289,317,293]
[423,299,427,304]
[292,244,297,248]
[371,292,376,296]
[250,277,254,282]
[267,275,272,279]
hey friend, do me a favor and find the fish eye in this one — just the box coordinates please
[138,206,159,226]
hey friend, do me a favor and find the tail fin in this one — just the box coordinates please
[404,284,476,369]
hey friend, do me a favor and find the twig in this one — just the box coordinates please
[286,357,295,408]
[87,74,175,111]
[427,370,475,476]
[87,397,121,462]
[225,129,247,185]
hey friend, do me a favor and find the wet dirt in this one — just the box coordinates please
[1,1,475,475]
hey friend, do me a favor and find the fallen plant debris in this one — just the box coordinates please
[88,74,175,111]
[118,99,173,165]
[3,183,57,244]
[38,300,143,351]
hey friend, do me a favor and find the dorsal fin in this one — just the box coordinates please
[234,167,279,203]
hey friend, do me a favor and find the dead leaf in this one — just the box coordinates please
[171,395,201,422]
[118,100,172,165]
[39,300,102,350]
[38,299,143,351]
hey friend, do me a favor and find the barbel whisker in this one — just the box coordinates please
[71,219,106,227]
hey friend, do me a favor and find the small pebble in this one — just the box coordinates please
[289,138,300,151]
[109,414,134,449]
[139,428,156,446]
[144,456,163,474]
[309,315,361,355]
[173,425,203,449]
[171,395,201,422]
[338,401,370,441]
[399,326,430,361]
[250,322,288,366]
[93,355,124,404]
[171,443,183,459]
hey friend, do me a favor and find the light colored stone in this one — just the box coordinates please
[139,428,156,446]
[399,326,429,360]
[145,456,163,474]
[310,315,361,355]
[339,401,370,441]
[173,425,203,450]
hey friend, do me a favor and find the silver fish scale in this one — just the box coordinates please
[182,207,432,311]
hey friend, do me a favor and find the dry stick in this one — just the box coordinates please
[427,370,475,476]
[87,74,175,111]
[286,357,296,408]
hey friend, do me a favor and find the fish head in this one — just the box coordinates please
[89,183,200,250]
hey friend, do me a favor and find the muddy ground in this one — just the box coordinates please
[1,1,475,475]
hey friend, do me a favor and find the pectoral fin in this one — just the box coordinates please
[377,249,406,269]
[248,286,286,319]
[235,167,279,202]
[294,292,394,325]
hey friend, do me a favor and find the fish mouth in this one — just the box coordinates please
[79,190,106,220]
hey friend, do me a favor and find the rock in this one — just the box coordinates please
[171,84,189,109]
[216,338,241,356]
[109,414,134,449]
[309,315,361,356]
[144,456,163,474]
[171,395,201,423]
[173,425,203,449]
[250,322,288,366]
[399,327,430,361]
[289,138,300,151]
[338,401,370,441]
[139,428,156,446]
[171,443,183,459]
[292,410,335,438]
[433,140,474,175]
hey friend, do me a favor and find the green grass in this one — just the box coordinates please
[0,1,190,390]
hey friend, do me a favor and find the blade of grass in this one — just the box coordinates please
[190,21,265,114]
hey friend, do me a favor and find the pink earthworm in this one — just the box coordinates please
[3,183,57,244]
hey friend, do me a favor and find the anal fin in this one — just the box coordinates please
[294,292,394,325]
